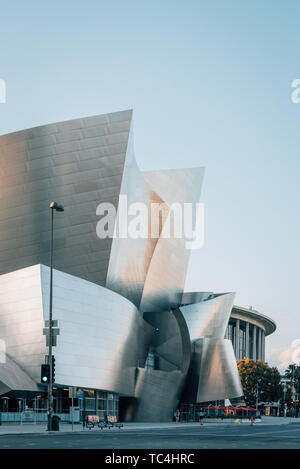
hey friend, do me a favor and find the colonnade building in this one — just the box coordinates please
[227,306,276,362]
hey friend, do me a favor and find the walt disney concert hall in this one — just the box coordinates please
[0,110,275,421]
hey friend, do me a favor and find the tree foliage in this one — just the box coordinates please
[285,364,300,393]
[237,358,283,406]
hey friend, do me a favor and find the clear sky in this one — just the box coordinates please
[0,0,299,371]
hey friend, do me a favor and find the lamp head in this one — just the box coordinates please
[50,201,64,212]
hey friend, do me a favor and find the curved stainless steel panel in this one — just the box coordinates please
[0,113,205,316]
[179,291,242,404]
[106,132,205,314]
[0,265,47,386]
[0,113,265,418]
[42,265,154,395]
[181,291,214,305]
[0,354,38,395]
[106,124,162,308]
[183,338,243,403]
[144,307,191,373]
[126,308,191,422]
[0,264,154,396]
[131,368,187,422]
[143,168,205,208]
[0,110,132,286]
[179,292,236,340]
[140,168,205,312]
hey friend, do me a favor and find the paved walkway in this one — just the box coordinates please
[0,416,298,436]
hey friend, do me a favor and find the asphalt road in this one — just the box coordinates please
[0,423,300,449]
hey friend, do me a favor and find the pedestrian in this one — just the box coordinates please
[199,408,204,425]
[174,408,180,423]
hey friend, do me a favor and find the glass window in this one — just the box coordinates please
[97,399,105,411]
[108,399,114,411]
[145,352,155,370]
[85,398,96,410]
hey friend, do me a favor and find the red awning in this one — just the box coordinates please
[201,405,257,411]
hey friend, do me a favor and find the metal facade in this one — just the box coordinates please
[0,111,276,421]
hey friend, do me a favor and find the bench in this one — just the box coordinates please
[86,415,124,430]
[98,421,112,429]
[97,421,123,429]
[86,415,99,429]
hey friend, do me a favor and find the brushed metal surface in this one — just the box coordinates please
[140,168,205,313]
[0,264,154,396]
[126,308,191,422]
[0,112,274,418]
[143,308,191,373]
[0,110,132,286]
[0,353,38,395]
[0,112,204,316]
[181,291,214,305]
[183,338,243,403]
[106,129,205,313]
[106,124,163,308]
[131,368,187,422]
[179,292,236,340]
[179,292,243,403]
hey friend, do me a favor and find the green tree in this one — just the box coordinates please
[237,358,283,407]
[285,364,300,395]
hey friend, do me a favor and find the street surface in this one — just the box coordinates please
[0,422,299,449]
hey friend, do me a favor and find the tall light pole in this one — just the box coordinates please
[291,363,296,419]
[47,201,64,431]
[283,382,287,417]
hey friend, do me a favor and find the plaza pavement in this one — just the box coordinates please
[0,416,298,436]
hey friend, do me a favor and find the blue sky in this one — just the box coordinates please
[0,0,299,370]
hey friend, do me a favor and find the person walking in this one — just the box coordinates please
[199,409,204,425]
[174,408,180,423]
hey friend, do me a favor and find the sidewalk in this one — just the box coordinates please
[0,417,299,436]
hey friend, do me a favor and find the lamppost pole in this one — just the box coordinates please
[47,202,64,431]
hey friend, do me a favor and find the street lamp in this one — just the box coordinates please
[283,382,287,417]
[47,201,64,431]
[291,363,296,421]
[292,363,295,397]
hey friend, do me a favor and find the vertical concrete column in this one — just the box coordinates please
[245,322,250,358]
[253,325,257,361]
[95,390,98,414]
[257,328,262,360]
[235,319,240,359]
[262,331,265,361]
[232,323,236,353]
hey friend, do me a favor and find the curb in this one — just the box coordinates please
[0,420,299,437]
[0,423,239,436]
